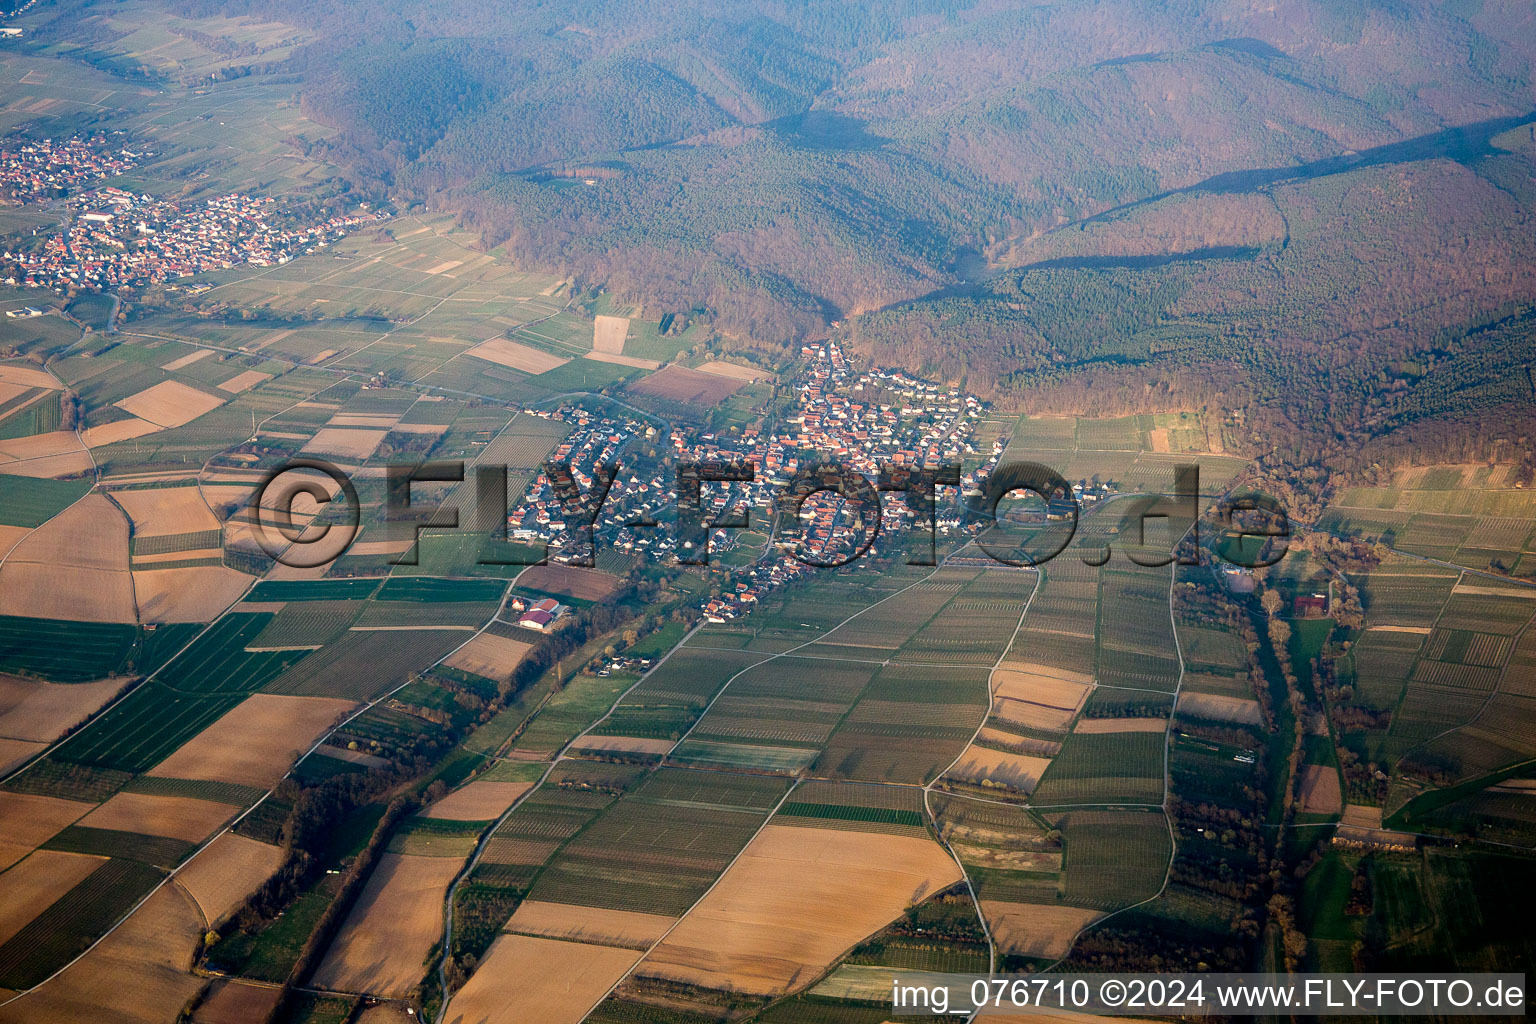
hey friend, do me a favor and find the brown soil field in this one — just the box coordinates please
[422,780,533,821]
[694,360,771,382]
[519,565,622,601]
[347,538,413,556]
[2,493,126,570]
[628,365,743,405]
[0,792,92,871]
[160,350,213,371]
[591,315,629,354]
[0,450,93,478]
[0,494,135,623]
[134,566,251,623]
[147,694,357,790]
[443,632,533,681]
[1341,804,1384,828]
[0,564,136,622]
[979,901,1104,958]
[443,934,641,1024]
[466,338,569,374]
[116,380,225,429]
[328,413,401,428]
[0,430,81,463]
[311,853,464,998]
[637,823,962,996]
[200,483,259,517]
[81,417,161,448]
[992,698,1075,732]
[947,744,1052,792]
[1176,691,1263,725]
[0,737,43,773]
[0,525,30,559]
[1072,717,1166,734]
[0,850,106,946]
[79,791,238,842]
[992,668,1092,708]
[0,676,125,743]
[248,524,351,582]
[0,365,59,390]
[215,370,272,394]
[572,734,676,755]
[175,833,284,927]
[301,427,387,460]
[110,487,219,537]
[190,979,281,1024]
[133,547,223,564]
[0,882,205,1024]
[506,901,675,949]
[583,351,659,370]
[1297,764,1343,816]
[997,658,1093,682]
[1453,583,1536,598]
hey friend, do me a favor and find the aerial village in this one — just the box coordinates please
[0,132,385,291]
[505,343,1020,625]
[0,132,144,202]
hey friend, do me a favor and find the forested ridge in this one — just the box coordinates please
[33,0,1536,484]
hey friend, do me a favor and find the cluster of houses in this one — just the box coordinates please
[0,134,143,203]
[699,557,815,623]
[496,343,1029,621]
[596,654,655,677]
[508,409,643,556]
[655,343,998,539]
[1,187,386,292]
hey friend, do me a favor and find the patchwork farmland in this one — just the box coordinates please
[0,9,1532,1009]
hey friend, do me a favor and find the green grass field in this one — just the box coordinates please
[50,683,245,774]
[246,578,381,602]
[523,768,787,917]
[157,612,312,693]
[376,576,508,603]
[1031,731,1166,805]
[0,474,91,528]
[0,614,138,680]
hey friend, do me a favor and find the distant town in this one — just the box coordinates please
[505,342,1022,622]
[0,133,141,202]
[0,132,386,292]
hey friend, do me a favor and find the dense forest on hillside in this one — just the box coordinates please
[31,0,1536,479]
[104,0,1531,322]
